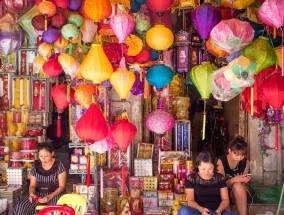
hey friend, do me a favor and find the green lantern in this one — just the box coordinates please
[190,61,217,140]
[68,14,83,28]
[241,36,277,74]
[136,19,151,35]
[61,24,79,54]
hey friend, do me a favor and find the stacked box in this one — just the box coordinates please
[143,191,158,212]
[158,191,174,207]
[6,167,27,187]
[0,187,21,207]
[134,159,153,177]
[174,120,191,154]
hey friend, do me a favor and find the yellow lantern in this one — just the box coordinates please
[33,55,46,75]
[80,44,113,84]
[275,46,282,69]
[146,24,174,51]
[54,37,69,52]
[221,0,254,10]
[38,42,53,60]
[110,58,135,101]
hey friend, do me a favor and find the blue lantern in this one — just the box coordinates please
[150,49,159,61]
[135,0,146,4]
[146,63,174,91]
[131,0,141,12]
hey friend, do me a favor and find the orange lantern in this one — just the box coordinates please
[37,1,57,30]
[54,36,69,52]
[82,0,112,23]
[80,44,113,85]
[74,84,100,109]
[206,38,229,58]
[110,57,136,102]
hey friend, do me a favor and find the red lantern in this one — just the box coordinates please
[52,0,69,10]
[111,119,137,152]
[147,0,174,17]
[51,84,75,137]
[259,70,284,152]
[42,59,63,78]
[135,49,150,64]
[75,104,108,142]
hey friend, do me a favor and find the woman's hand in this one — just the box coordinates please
[233,175,250,183]
[29,193,38,203]
[38,195,51,203]
[201,207,209,215]
[215,209,222,215]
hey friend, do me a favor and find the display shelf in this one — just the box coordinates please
[19,150,37,153]
[68,142,85,148]
[69,169,96,174]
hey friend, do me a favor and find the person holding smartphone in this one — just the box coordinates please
[178,151,235,215]
[217,136,251,215]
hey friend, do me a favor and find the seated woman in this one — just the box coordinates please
[14,142,67,215]
[217,136,250,215]
[178,151,234,215]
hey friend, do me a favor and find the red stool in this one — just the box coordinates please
[37,205,75,215]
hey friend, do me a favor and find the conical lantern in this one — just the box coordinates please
[82,0,112,23]
[74,84,100,109]
[42,59,63,78]
[58,53,80,79]
[51,84,75,137]
[146,25,174,51]
[146,0,174,17]
[80,44,113,85]
[259,71,284,152]
[191,3,222,40]
[242,36,277,74]
[110,12,135,44]
[75,104,108,142]
[146,63,174,91]
[110,58,136,101]
[191,62,217,140]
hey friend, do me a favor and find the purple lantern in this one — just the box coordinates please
[191,3,222,40]
[131,72,144,96]
[42,28,60,43]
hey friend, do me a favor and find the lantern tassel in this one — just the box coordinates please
[86,154,91,187]
[44,16,47,31]
[281,27,284,76]
[250,86,254,116]
[121,165,126,196]
[202,100,206,140]
[57,113,61,137]
[67,84,70,102]
[275,124,279,152]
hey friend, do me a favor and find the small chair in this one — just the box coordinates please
[57,194,87,215]
[37,205,75,215]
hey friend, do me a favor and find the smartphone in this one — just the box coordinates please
[246,173,252,176]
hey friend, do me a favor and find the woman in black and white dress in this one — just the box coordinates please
[14,142,67,215]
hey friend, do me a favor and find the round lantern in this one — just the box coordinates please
[74,84,100,109]
[42,28,60,43]
[52,0,69,10]
[111,119,137,151]
[37,1,56,29]
[37,42,53,60]
[3,0,34,14]
[206,38,229,58]
[146,25,174,51]
[146,109,174,136]
[75,104,108,142]
[146,0,174,16]
[54,37,69,52]
[61,24,79,41]
[32,15,48,31]
[80,44,113,85]
[51,12,67,29]
[68,14,83,28]
[42,59,63,78]
[135,49,150,64]
[82,0,112,23]
[33,55,46,75]
[69,0,83,11]
[58,53,80,79]
[136,19,151,35]
[146,63,174,90]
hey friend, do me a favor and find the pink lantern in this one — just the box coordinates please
[258,0,284,75]
[109,12,135,44]
[88,128,115,154]
[146,109,175,136]
[80,18,98,45]
[210,18,254,54]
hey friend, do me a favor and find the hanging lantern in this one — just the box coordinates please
[275,46,282,69]
[80,18,98,45]
[111,119,137,151]
[37,1,56,30]
[52,0,69,10]
[136,19,151,35]
[110,12,135,45]
[146,0,174,17]
[146,109,174,136]
[33,55,46,75]
[69,0,83,11]
[82,0,112,23]
[54,37,69,52]
[190,62,217,140]
[191,3,222,40]
[80,44,113,85]
[210,18,254,54]
[32,15,48,31]
[110,57,136,101]
[42,59,63,78]
[135,49,150,64]
[3,0,34,14]
[37,42,53,60]
[61,23,79,54]
[74,84,100,109]
[68,14,84,28]
[75,104,108,142]
[258,0,284,75]
[42,28,60,43]
[58,53,80,79]
[206,38,229,58]
[125,35,143,56]
[146,63,174,91]
[51,84,75,137]
[221,0,254,10]
[146,25,174,51]
[51,12,67,29]
[259,71,284,152]
[241,36,277,74]
[88,128,115,154]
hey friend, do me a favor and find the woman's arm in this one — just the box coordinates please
[38,171,67,203]
[29,175,37,202]
[217,159,243,187]
[186,188,209,214]
[215,187,230,215]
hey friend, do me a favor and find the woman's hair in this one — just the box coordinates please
[38,142,54,154]
[194,151,216,172]
[227,135,248,155]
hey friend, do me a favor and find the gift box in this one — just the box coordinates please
[158,191,174,200]
[17,48,36,76]
[174,120,191,154]
[143,191,158,198]
[158,200,173,207]
[175,30,190,73]
[134,159,153,177]
[31,78,49,112]
[129,177,144,190]
[0,73,11,110]
[143,177,158,191]
[143,197,158,208]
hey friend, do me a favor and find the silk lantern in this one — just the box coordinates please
[275,46,282,69]
[259,71,284,152]
[146,63,174,91]
[110,12,135,44]
[32,14,47,31]
[82,0,112,23]
[42,28,60,43]
[125,35,143,56]
[135,49,150,64]
[58,53,80,79]
[68,14,83,28]
[69,0,83,11]
[206,38,229,58]
[74,84,100,109]
[52,0,69,10]
[42,59,63,78]
[81,44,113,85]
[51,12,67,29]
[61,24,79,54]
[51,84,75,137]
[37,1,57,30]
[80,18,98,45]
[241,36,277,74]
[221,0,254,10]
[110,58,136,101]
[258,0,284,75]
[135,19,151,35]
[37,42,53,60]
[54,37,69,52]
[3,0,34,14]
[190,62,217,140]
[88,128,115,154]
[33,55,46,75]
[191,3,222,40]
[75,104,108,142]
[146,25,174,51]
[146,0,174,17]
[210,18,254,54]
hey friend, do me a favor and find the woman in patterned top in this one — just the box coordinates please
[217,136,250,215]
[14,142,67,215]
[178,151,234,215]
